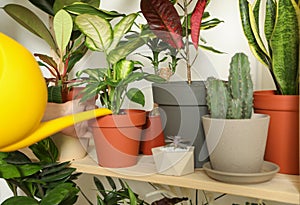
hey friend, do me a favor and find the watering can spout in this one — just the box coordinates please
[0,33,112,152]
[0,108,112,152]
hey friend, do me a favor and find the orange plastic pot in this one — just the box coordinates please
[91,109,146,168]
[254,90,299,175]
[140,114,165,155]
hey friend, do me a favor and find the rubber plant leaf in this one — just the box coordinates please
[75,14,113,52]
[53,0,100,13]
[3,4,58,53]
[108,13,138,53]
[190,0,207,49]
[53,9,73,56]
[140,0,183,49]
[239,0,270,67]
[270,0,299,95]
[29,0,54,16]
[65,3,124,21]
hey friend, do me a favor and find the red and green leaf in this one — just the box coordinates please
[191,0,207,49]
[140,0,183,48]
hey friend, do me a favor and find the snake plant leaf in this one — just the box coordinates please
[53,9,73,54]
[239,0,270,67]
[64,3,124,20]
[108,14,138,52]
[252,0,261,34]
[29,0,54,16]
[53,0,100,13]
[191,0,207,49]
[126,88,145,107]
[265,0,276,43]
[140,0,183,49]
[270,0,299,95]
[75,14,113,52]
[3,4,58,53]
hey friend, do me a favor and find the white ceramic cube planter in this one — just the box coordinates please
[152,146,194,176]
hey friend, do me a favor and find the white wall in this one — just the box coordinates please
[0,0,278,204]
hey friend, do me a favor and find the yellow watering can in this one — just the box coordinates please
[0,33,112,152]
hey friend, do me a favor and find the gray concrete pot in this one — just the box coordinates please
[202,114,270,173]
[152,81,209,168]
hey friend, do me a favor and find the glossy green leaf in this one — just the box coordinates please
[53,9,73,54]
[40,167,76,182]
[75,14,113,52]
[94,177,107,198]
[3,4,58,53]
[126,88,145,107]
[0,164,20,178]
[53,0,100,13]
[270,0,299,94]
[2,196,39,205]
[64,3,124,20]
[29,0,54,16]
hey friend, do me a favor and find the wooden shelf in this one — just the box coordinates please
[71,148,300,204]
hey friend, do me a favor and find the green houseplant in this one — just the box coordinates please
[239,0,299,174]
[202,53,271,178]
[74,12,164,168]
[140,0,223,168]
[0,138,80,205]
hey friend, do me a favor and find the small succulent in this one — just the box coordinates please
[206,53,253,119]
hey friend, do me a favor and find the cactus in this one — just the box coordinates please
[206,53,253,119]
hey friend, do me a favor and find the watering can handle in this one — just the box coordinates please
[0,108,112,152]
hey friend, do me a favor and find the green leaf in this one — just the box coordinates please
[270,0,299,95]
[126,182,137,205]
[3,4,58,53]
[144,74,166,83]
[47,86,63,103]
[115,59,134,80]
[264,0,276,43]
[40,167,76,182]
[75,14,113,52]
[106,176,117,190]
[54,0,100,13]
[40,183,79,205]
[29,138,58,163]
[252,0,262,34]
[126,88,145,107]
[65,3,124,20]
[108,13,137,52]
[17,164,42,177]
[94,177,107,198]
[2,196,39,205]
[0,164,21,178]
[29,0,55,16]
[54,9,73,54]
[3,151,31,165]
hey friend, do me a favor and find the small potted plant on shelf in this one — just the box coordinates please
[0,138,80,205]
[202,53,274,183]
[239,0,299,175]
[74,12,165,168]
[140,0,224,168]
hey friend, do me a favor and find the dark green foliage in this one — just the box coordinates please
[0,138,80,205]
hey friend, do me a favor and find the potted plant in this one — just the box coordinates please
[74,12,165,168]
[0,138,80,205]
[140,0,223,168]
[202,53,270,175]
[239,0,299,174]
[2,1,126,161]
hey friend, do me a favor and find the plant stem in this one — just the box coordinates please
[184,0,192,84]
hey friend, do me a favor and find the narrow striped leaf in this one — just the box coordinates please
[252,0,261,34]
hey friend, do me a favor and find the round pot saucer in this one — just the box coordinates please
[203,161,280,184]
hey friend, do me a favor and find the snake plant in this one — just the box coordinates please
[239,0,299,95]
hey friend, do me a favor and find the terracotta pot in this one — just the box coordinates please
[91,109,146,168]
[140,114,165,155]
[254,90,299,175]
[202,114,270,173]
